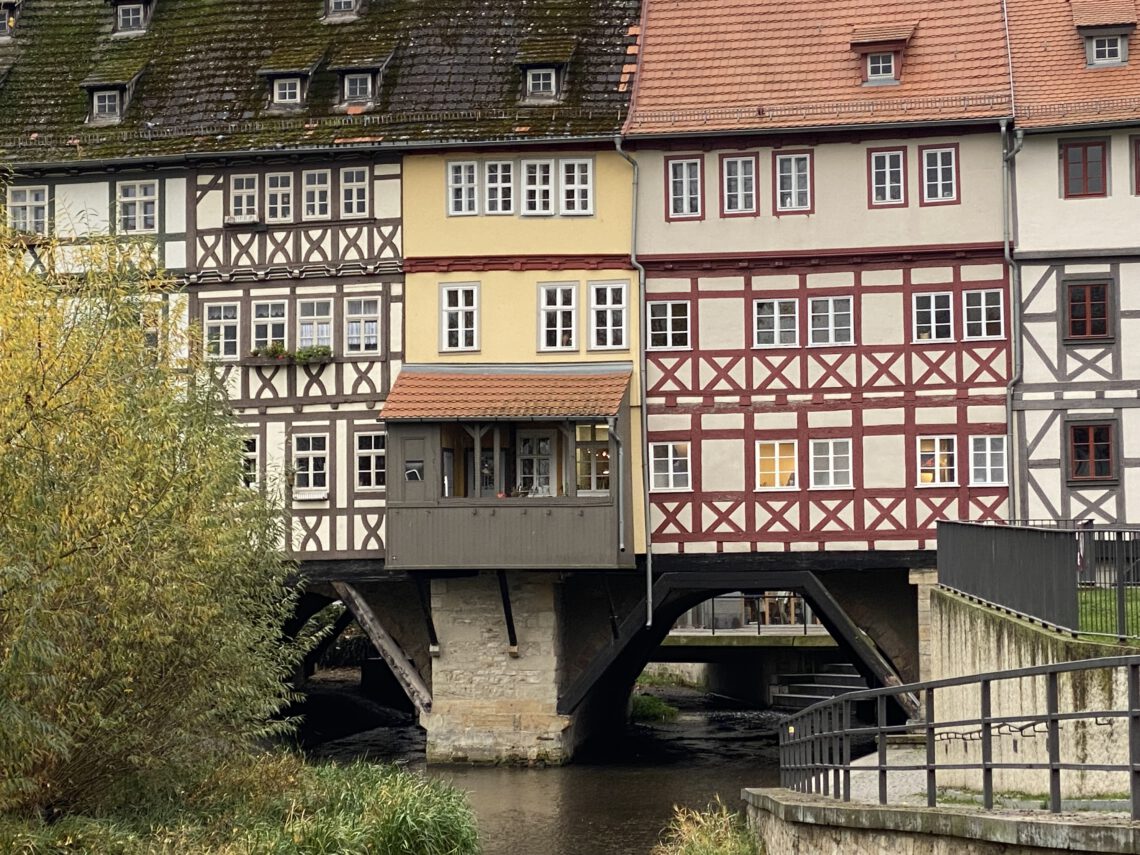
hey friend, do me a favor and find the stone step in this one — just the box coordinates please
[784,682,863,697]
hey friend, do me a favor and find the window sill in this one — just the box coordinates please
[963,335,1006,343]
[912,337,957,345]
[753,342,801,350]
[650,488,692,494]
[916,482,958,489]
[806,341,856,348]
[969,481,1008,488]
[756,486,799,492]
[1067,477,1120,489]
[807,485,855,491]
[1063,336,1115,346]
[293,490,329,501]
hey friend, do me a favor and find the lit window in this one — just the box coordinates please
[266,173,293,222]
[964,290,1003,339]
[344,73,372,101]
[298,300,333,348]
[293,435,328,492]
[204,304,239,359]
[273,78,302,105]
[867,52,895,80]
[651,442,690,491]
[648,301,690,349]
[808,297,852,346]
[341,167,369,217]
[576,424,610,494]
[757,440,797,490]
[303,170,330,219]
[441,284,478,351]
[356,433,386,490]
[93,90,121,121]
[526,68,557,98]
[522,160,554,215]
[590,282,627,349]
[117,181,157,233]
[869,149,905,206]
[345,298,380,354]
[116,3,145,31]
[242,437,259,489]
[722,156,756,214]
[810,439,852,488]
[448,162,478,215]
[970,436,1006,486]
[0,10,13,36]
[484,161,514,214]
[668,158,702,218]
[918,436,957,486]
[913,292,953,341]
[251,301,287,351]
[230,175,258,219]
[539,283,577,351]
[1069,422,1116,482]
[7,187,48,235]
[921,146,958,203]
[754,299,798,347]
[561,159,593,215]
[1066,281,1111,340]
[775,153,811,211]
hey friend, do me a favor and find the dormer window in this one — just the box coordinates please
[526,68,557,99]
[117,3,143,31]
[850,23,915,86]
[93,90,121,120]
[515,37,575,104]
[330,42,392,112]
[867,52,895,80]
[1083,31,1130,65]
[273,77,302,105]
[324,0,361,20]
[1072,1,1135,67]
[258,45,325,111]
[344,72,372,102]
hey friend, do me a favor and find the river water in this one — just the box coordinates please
[304,679,783,855]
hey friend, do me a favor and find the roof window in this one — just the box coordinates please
[1071,0,1136,66]
[257,45,326,111]
[111,0,152,36]
[515,37,576,104]
[526,67,558,99]
[81,58,146,124]
[324,0,362,22]
[272,77,302,105]
[850,23,916,86]
[329,42,393,112]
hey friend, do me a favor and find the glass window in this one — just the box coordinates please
[1091,35,1123,64]
[117,181,157,233]
[808,297,853,345]
[7,187,47,234]
[251,301,287,350]
[344,73,372,101]
[539,284,577,350]
[722,156,756,214]
[484,161,514,214]
[204,303,239,358]
[517,431,556,496]
[356,433,386,489]
[921,147,958,203]
[648,301,690,349]
[650,442,690,491]
[294,435,328,491]
[242,437,259,489]
[914,292,953,341]
[561,159,593,215]
[341,167,369,217]
[870,149,905,205]
[809,439,852,488]
[970,436,1006,486]
[1062,141,1107,198]
[590,282,627,349]
[1070,423,1116,481]
[867,52,895,79]
[303,170,330,219]
[964,290,1003,339]
[345,298,380,354]
[266,173,293,222]
[441,284,478,351]
[575,424,610,494]
[775,153,811,211]
[527,68,556,98]
[668,158,702,218]
[1066,281,1111,339]
[757,440,797,489]
[448,162,478,215]
[754,299,798,347]
[230,175,258,218]
[274,78,302,104]
[94,90,121,119]
[918,436,957,485]
[116,4,145,30]
[522,160,554,215]
[298,299,332,348]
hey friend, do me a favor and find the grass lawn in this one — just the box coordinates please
[1078,586,1140,639]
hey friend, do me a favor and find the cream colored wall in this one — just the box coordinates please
[403,151,633,258]
[636,134,1004,254]
[1016,130,1140,253]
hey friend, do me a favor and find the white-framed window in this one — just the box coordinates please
[648,301,690,349]
[590,282,627,349]
[963,289,1004,339]
[809,438,852,489]
[517,431,557,496]
[298,299,332,348]
[345,297,380,354]
[7,186,48,234]
[650,441,691,491]
[522,160,554,215]
[230,175,258,219]
[266,173,293,222]
[303,170,330,219]
[560,159,593,215]
[722,156,756,214]
[668,158,702,218]
[251,301,287,350]
[526,68,557,98]
[867,52,895,80]
[754,299,798,347]
[116,3,145,31]
[539,283,577,351]
[970,436,1007,486]
[117,181,157,233]
[869,149,905,205]
[921,147,958,203]
[448,161,478,215]
[484,161,514,214]
[330,0,358,12]
[340,167,369,218]
[356,432,386,490]
[918,436,957,486]
[1091,35,1123,64]
[242,437,259,489]
[293,434,328,492]
[93,90,121,120]
[441,284,479,351]
[913,292,953,341]
[575,423,610,495]
[808,296,853,346]
[343,73,372,101]
[757,440,797,490]
[204,303,239,359]
[273,77,302,105]
[776,153,812,211]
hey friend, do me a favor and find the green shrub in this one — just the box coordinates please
[652,800,760,855]
[631,693,680,723]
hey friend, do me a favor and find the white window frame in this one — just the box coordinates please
[575,424,611,495]
[302,170,330,220]
[266,172,293,223]
[775,153,811,212]
[7,186,48,235]
[251,300,287,351]
[809,438,853,489]
[116,3,145,31]
[589,281,628,350]
[668,158,702,218]
[298,299,333,349]
[913,292,954,342]
[522,159,555,216]
[648,300,690,350]
[516,430,557,496]
[93,90,122,121]
[340,166,369,218]
[484,161,514,214]
[526,68,557,99]
[293,434,329,496]
[722,156,756,214]
[343,72,373,101]
[230,174,258,219]
[870,149,905,206]
[242,437,259,490]
[808,296,853,346]
[867,52,895,80]
[918,435,958,487]
[204,303,239,360]
[922,147,958,203]
[345,297,381,355]
[754,298,799,348]
[440,283,479,352]
[1091,35,1124,65]
[650,441,691,492]
[448,161,478,216]
[330,0,358,12]
[969,435,1007,487]
[355,432,387,491]
[273,77,302,105]
[560,159,593,215]
[117,180,158,234]
[538,283,577,351]
[756,440,798,491]
[963,289,1004,340]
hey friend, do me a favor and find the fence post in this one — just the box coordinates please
[831,704,841,800]
[877,694,888,805]
[1047,670,1061,813]
[1116,533,1128,641]
[842,698,852,802]
[926,688,937,808]
[981,678,993,810]
[1130,664,1140,822]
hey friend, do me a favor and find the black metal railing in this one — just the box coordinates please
[779,655,1140,820]
[938,520,1140,640]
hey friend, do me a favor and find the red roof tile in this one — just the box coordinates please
[1009,0,1140,127]
[381,368,631,421]
[625,0,1012,135]
[850,23,917,45]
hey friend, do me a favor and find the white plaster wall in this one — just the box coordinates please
[862,435,904,488]
[701,439,745,491]
[55,182,109,237]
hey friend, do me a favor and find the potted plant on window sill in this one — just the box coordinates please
[245,342,292,365]
[294,345,334,366]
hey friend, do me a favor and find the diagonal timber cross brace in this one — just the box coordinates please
[332,582,433,715]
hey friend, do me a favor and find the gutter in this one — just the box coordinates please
[1001,119,1025,519]
[614,133,654,628]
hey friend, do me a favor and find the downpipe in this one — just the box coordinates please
[1001,118,1025,519]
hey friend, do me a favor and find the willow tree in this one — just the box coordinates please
[0,232,304,815]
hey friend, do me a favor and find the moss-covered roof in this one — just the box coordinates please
[0,0,641,163]
[516,35,578,65]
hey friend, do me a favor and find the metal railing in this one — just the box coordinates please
[674,593,827,636]
[779,655,1140,820]
[938,520,1140,641]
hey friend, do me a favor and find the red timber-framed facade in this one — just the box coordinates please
[626,0,1016,556]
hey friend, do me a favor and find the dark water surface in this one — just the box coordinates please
[305,679,782,855]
